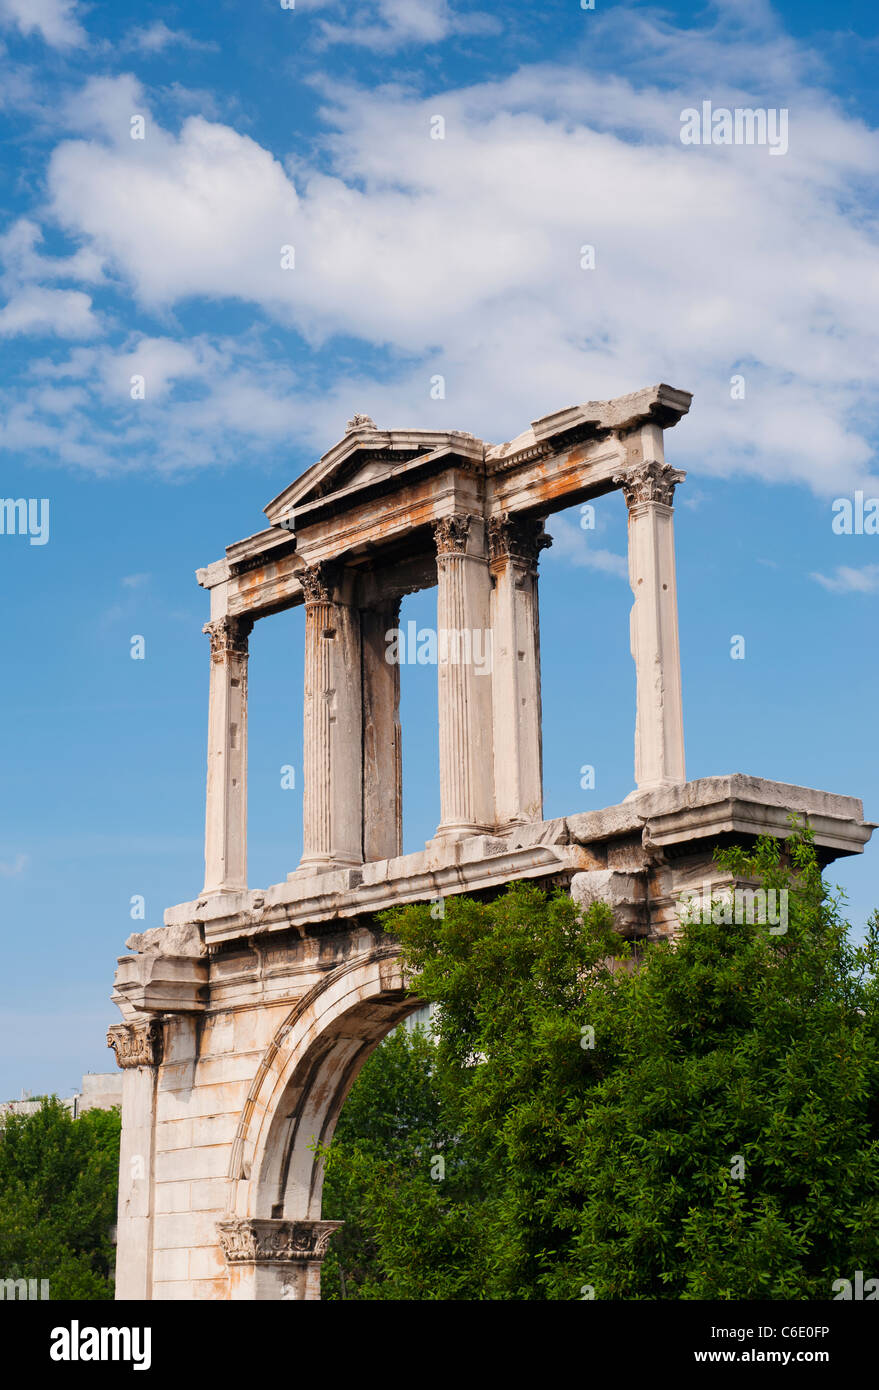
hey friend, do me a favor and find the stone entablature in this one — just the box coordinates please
[195,384,694,895]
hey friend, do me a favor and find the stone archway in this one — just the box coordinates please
[217,945,420,1299]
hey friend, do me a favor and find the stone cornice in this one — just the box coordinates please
[217,1218,342,1264]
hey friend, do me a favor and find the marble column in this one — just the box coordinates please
[298,562,363,871]
[108,1018,163,1301]
[361,600,402,863]
[202,614,253,896]
[614,450,686,791]
[433,514,495,838]
[218,1218,342,1301]
[488,514,550,827]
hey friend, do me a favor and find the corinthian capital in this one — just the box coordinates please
[107,1019,164,1070]
[216,1218,343,1264]
[613,461,686,509]
[299,561,339,606]
[487,513,552,566]
[202,615,253,660]
[432,514,472,556]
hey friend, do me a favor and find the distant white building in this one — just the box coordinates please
[0,1072,121,1121]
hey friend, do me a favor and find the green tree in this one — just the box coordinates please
[0,1097,121,1299]
[320,1024,495,1299]
[322,827,879,1299]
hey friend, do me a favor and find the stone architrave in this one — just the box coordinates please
[432,514,495,838]
[203,613,253,896]
[614,447,686,791]
[217,1217,342,1300]
[298,562,363,871]
[488,514,550,827]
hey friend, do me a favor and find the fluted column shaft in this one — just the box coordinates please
[489,514,549,826]
[433,515,495,837]
[615,450,686,790]
[299,563,363,871]
[203,614,253,895]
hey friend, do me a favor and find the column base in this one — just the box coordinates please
[625,779,686,801]
[293,854,363,876]
[432,821,498,842]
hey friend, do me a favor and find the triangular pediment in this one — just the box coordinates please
[264,419,484,525]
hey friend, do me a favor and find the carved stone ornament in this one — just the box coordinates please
[487,513,552,565]
[216,1218,343,1264]
[613,460,686,509]
[107,1019,164,1070]
[432,514,472,556]
[345,413,375,434]
[299,561,339,606]
[202,615,254,661]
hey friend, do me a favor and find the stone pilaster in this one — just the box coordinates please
[202,614,253,896]
[217,1217,342,1301]
[298,562,363,871]
[108,1020,163,1301]
[433,514,495,838]
[614,454,687,791]
[488,514,550,827]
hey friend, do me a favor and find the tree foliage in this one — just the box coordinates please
[0,1097,120,1299]
[321,829,879,1299]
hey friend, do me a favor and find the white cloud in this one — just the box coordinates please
[0,7,868,488]
[0,0,85,49]
[0,285,99,337]
[300,0,500,52]
[122,22,218,55]
[811,565,879,594]
[543,512,628,579]
[0,219,104,289]
[0,853,28,877]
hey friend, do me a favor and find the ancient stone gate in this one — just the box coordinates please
[109,386,873,1299]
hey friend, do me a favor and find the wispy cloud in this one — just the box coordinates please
[121,22,218,55]
[0,0,86,50]
[544,514,628,580]
[0,853,29,877]
[811,565,879,594]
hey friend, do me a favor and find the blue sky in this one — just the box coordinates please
[1,0,878,1098]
